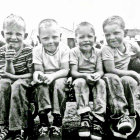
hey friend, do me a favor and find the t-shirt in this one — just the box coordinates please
[70,46,102,73]
[33,43,70,74]
[0,44,33,74]
[102,41,139,70]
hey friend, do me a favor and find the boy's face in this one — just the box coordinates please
[39,25,60,52]
[103,24,125,48]
[76,26,95,52]
[2,22,26,51]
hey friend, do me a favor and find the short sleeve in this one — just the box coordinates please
[129,42,140,54]
[61,46,70,64]
[96,50,103,71]
[102,46,114,61]
[32,46,43,65]
[69,48,78,65]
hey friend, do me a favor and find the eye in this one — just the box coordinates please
[105,34,110,38]
[52,36,58,39]
[114,32,120,35]
[42,37,49,40]
[6,32,12,35]
[16,33,22,36]
[88,35,94,38]
[79,36,84,39]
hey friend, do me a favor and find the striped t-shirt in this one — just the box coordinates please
[0,44,33,75]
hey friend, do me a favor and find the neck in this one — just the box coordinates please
[118,43,125,53]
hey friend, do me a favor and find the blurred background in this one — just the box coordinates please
[1,0,140,48]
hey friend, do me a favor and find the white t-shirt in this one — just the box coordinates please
[33,43,70,74]
[70,46,102,73]
[102,41,139,70]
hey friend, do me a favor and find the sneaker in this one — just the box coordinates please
[50,126,62,137]
[39,126,49,137]
[0,126,9,140]
[78,117,90,137]
[14,134,24,140]
[90,123,103,140]
[117,116,132,134]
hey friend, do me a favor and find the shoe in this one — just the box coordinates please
[14,134,24,140]
[52,114,62,127]
[117,116,132,134]
[78,113,91,137]
[39,126,49,137]
[50,126,62,137]
[0,126,9,140]
[90,123,103,140]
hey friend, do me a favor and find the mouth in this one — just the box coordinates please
[82,43,92,46]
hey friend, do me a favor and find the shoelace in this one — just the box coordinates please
[119,116,131,123]
[15,134,23,140]
[0,127,9,140]
[50,126,61,136]
[39,127,48,136]
[81,121,90,128]
[92,124,103,135]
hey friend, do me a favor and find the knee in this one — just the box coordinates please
[103,73,121,84]
[121,76,138,87]
[73,78,87,87]
[96,79,106,88]
[0,79,11,87]
[54,78,66,89]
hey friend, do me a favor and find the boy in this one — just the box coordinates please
[102,15,140,135]
[33,19,69,137]
[0,14,32,140]
[70,22,106,140]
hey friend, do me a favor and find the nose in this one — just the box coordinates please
[48,37,54,44]
[83,36,89,42]
[109,34,115,39]
[10,34,17,40]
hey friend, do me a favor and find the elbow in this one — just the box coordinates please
[105,68,115,73]
[64,69,69,76]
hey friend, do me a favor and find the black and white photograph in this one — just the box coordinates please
[0,0,140,139]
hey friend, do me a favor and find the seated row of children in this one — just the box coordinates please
[0,14,140,140]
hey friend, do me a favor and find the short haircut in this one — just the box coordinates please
[38,19,59,34]
[103,15,125,31]
[3,14,26,31]
[75,22,95,36]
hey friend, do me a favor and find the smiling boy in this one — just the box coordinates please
[102,15,140,134]
[33,19,70,138]
[0,14,32,140]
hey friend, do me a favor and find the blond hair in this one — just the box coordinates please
[3,14,26,31]
[103,15,125,31]
[75,22,95,36]
[38,19,59,34]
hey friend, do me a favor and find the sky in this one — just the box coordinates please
[1,0,140,39]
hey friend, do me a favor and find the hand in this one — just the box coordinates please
[0,71,12,79]
[5,49,16,61]
[91,72,101,81]
[85,74,95,85]
[131,71,140,85]
[33,71,44,84]
[67,77,73,85]
[44,74,55,85]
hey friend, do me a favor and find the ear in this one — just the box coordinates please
[60,33,62,41]
[24,33,28,39]
[1,31,4,38]
[37,35,41,43]
[94,36,96,42]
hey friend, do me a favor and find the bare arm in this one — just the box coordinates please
[70,64,87,79]
[96,51,104,77]
[104,60,140,84]
[0,72,32,80]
